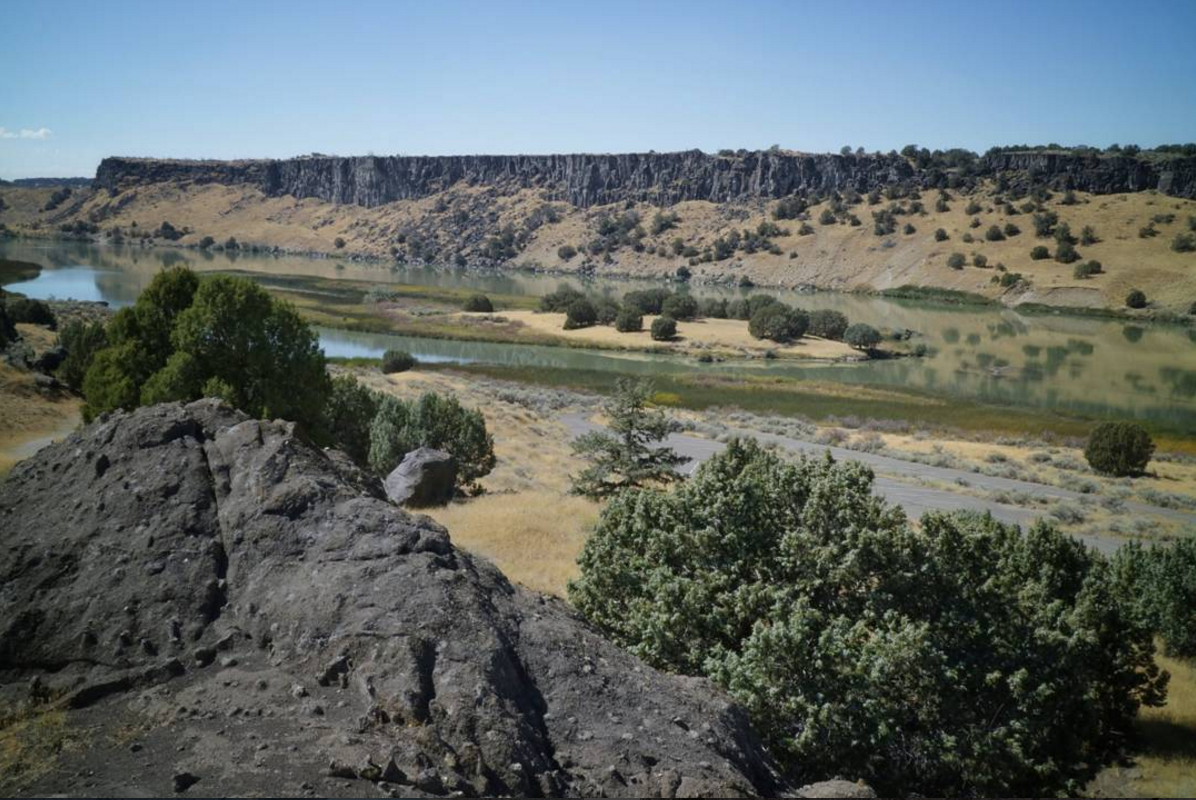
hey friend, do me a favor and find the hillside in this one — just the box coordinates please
[3,147,1196,312]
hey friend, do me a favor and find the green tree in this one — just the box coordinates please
[1084,421,1154,476]
[563,298,598,329]
[570,379,686,499]
[660,293,699,321]
[934,228,949,242]
[650,315,677,341]
[748,303,807,342]
[570,440,1166,796]
[1126,288,1147,309]
[382,349,415,374]
[1114,540,1196,657]
[807,309,849,340]
[368,392,495,487]
[947,252,966,268]
[844,322,881,351]
[319,373,381,466]
[462,293,494,312]
[614,306,643,332]
[55,319,108,392]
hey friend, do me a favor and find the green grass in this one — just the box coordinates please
[879,285,995,306]
[0,258,41,287]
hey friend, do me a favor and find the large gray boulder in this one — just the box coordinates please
[0,400,788,797]
[385,447,456,507]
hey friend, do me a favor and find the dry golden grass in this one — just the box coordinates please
[473,309,861,360]
[1131,653,1196,797]
[0,361,81,477]
[0,703,71,794]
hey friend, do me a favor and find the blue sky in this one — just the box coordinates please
[2,0,1195,179]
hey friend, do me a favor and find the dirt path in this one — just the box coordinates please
[559,412,1194,554]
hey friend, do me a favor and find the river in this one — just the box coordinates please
[4,239,1195,430]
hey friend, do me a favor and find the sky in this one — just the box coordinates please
[3,0,1196,180]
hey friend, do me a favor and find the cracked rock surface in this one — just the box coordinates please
[0,400,785,797]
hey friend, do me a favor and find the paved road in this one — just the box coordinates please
[560,413,1196,554]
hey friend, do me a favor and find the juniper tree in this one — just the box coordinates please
[570,379,686,499]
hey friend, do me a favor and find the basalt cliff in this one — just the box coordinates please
[93,149,1196,209]
[0,400,812,798]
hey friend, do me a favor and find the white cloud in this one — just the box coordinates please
[0,127,53,140]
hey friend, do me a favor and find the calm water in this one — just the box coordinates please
[5,240,1196,429]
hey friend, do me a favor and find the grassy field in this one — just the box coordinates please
[1132,653,1196,797]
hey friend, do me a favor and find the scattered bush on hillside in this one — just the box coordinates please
[1073,260,1103,279]
[947,252,966,269]
[650,316,677,341]
[462,293,494,312]
[4,297,56,329]
[369,392,495,487]
[333,237,346,249]
[844,322,882,351]
[570,441,1166,796]
[557,244,577,261]
[1080,225,1099,245]
[649,210,680,235]
[934,228,949,242]
[1004,222,1021,237]
[42,187,72,211]
[1084,421,1154,476]
[808,309,849,340]
[1030,245,1051,260]
[748,303,808,342]
[1054,240,1080,263]
[319,373,382,466]
[1172,233,1196,253]
[570,379,685,499]
[1032,210,1058,237]
[540,285,585,312]
[985,225,1005,241]
[973,254,988,268]
[1125,289,1147,309]
[1139,223,1159,239]
[381,349,416,374]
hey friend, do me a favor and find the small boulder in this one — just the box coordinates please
[384,448,456,507]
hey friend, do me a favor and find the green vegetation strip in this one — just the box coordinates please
[879,285,995,306]
[0,258,41,287]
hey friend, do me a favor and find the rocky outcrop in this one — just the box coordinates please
[385,447,457,507]
[93,149,1196,209]
[0,401,787,797]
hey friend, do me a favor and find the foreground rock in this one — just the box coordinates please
[384,447,456,507]
[0,400,786,797]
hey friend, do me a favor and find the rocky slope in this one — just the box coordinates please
[93,149,1196,209]
[0,400,789,797]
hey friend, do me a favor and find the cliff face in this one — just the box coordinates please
[94,150,1196,209]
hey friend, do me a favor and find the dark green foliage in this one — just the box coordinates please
[43,187,72,211]
[614,306,643,332]
[224,236,240,250]
[556,244,577,261]
[1139,223,1159,239]
[569,379,686,499]
[1073,260,1103,279]
[1084,421,1153,475]
[0,301,15,347]
[1030,245,1051,260]
[55,319,107,392]
[1054,240,1080,263]
[570,441,1166,796]
[818,209,837,225]
[946,252,966,269]
[748,303,807,342]
[699,297,728,319]
[1125,288,1147,308]
[1032,210,1058,237]
[368,392,495,487]
[462,293,494,313]
[1004,221,1021,237]
[973,253,988,267]
[965,199,982,215]
[1054,222,1077,245]
[381,349,415,373]
[871,209,896,236]
[934,228,948,242]
[727,298,750,320]
[1172,233,1196,253]
[563,298,598,330]
[746,294,778,318]
[1081,225,1099,245]
[902,222,916,235]
[844,323,881,350]
[660,293,699,321]
[649,316,676,341]
[319,373,381,466]
[155,221,185,241]
[798,221,815,236]
[4,297,56,329]
[137,275,329,427]
[961,232,975,243]
[539,285,585,312]
[622,288,672,315]
[969,216,982,229]
[985,224,1005,241]
[1114,540,1196,657]
[772,196,807,221]
[675,265,692,282]
[333,236,346,249]
[649,210,680,235]
[807,309,849,340]
[197,236,215,249]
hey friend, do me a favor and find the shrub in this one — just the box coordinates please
[369,392,495,487]
[1032,210,1058,237]
[660,293,699,321]
[1125,289,1147,309]
[55,319,108,392]
[675,265,692,282]
[224,236,240,250]
[819,208,837,225]
[699,297,728,319]
[462,293,494,313]
[1114,540,1196,657]
[622,288,672,315]
[798,222,815,236]
[1172,233,1196,253]
[539,285,585,312]
[1054,240,1080,263]
[570,379,685,499]
[649,210,680,235]
[557,244,577,261]
[1084,421,1154,476]
[650,316,677,341]
[1073,260,1103,279]
[985,225,1005,241]
[965,199,982,215]
[1030,245,1051,260]
[319,373,381,466]
[748,303,808,342]
[4,297,56,329]
[746,294,779,318]
[947,252,966,269]
[973,254,988,268]
[969,216,982,229]
[563,298,598,330]
[807,309,849,340]
[381,349,415,374]
[1081,225,1099,245]
[614,306,643,332]
[1004,222,1021,237]
[934,228,948,242]
[727,298,750,320]
[569,441,1165,796]
[903,223,916,235]
[333,237,346,249]
[844,322,882,350]
[961,232,975,243]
